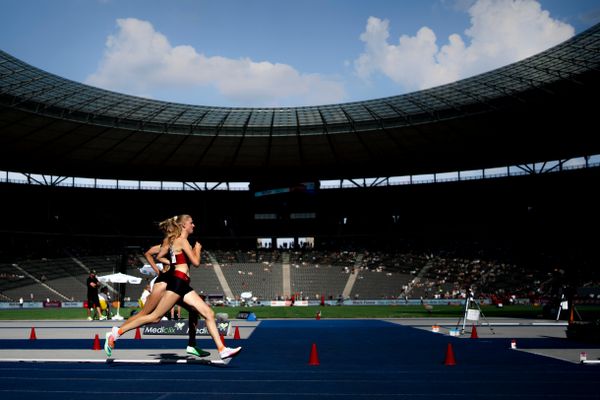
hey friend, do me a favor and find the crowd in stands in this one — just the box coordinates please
[211,249,282,264]
[0,272,24,281]
[407,254,547,302]
[1,242,599,304]
[289,250,357,267]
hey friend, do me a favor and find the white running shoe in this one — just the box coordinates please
[87,316,93,321]
[219,346,242,360]
[104,332,113,357]
[99,316,107,320]
[111,326,120,340]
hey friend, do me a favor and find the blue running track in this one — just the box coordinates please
[1,320,598,399]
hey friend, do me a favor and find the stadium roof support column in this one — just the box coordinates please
[206,254,234,300]
[342,254,363,299]
[282,253,291,298]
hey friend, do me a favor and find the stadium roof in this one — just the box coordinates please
[1,23,599,183]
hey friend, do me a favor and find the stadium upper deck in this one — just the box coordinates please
[0,23,598,182]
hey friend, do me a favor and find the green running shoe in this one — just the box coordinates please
[186,346,210,358]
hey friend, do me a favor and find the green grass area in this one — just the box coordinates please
[1,305,598,321]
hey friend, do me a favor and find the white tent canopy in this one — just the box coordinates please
[97,272,142,320]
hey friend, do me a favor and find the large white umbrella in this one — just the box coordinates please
[97,273,142,320]
[98,272,143,284]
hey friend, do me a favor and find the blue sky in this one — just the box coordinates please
[1,0,599,107]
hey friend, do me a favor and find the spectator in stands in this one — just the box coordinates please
[86,270,103,320]
[170,304,182,320]
[98,286,111,319]
[139,283,151,308]
[104,214,241,360]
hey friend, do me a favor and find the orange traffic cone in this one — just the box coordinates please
[233,326,241,340]
[444,343,457,366]
[308,343,320,366]
[569,307,574,324]
[220,333,226,347]
[470,324,478,339]
[134,327,142,339]
[93,334,101,350]
[29,327,37,340]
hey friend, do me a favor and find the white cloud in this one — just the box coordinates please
[86,18,345,106]
[354,0,575,91]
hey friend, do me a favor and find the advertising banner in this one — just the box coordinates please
[269,300,309,307]
[62,302,84,308]
[143,319,230,336]
[22,302,44,309]
[0,302,22,309]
